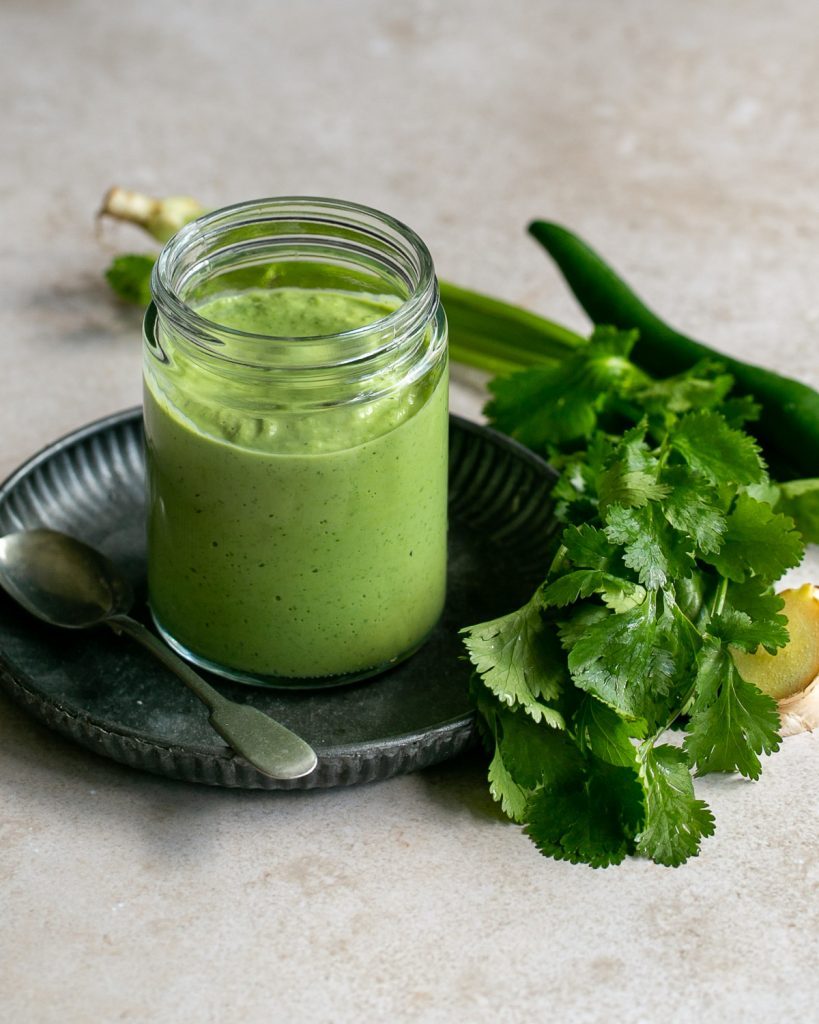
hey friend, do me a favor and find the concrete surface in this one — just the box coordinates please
[2,1,818,1022]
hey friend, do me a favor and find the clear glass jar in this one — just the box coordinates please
[143,197,448,688]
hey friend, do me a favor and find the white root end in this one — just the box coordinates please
[98,188,204,243]
[98,187,160,230]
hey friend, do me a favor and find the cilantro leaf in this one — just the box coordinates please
[635,745,715,866]
[669,410,765,485]
[567,598,683,722]
[525,760,644,868]
[105,253,156,305]
[660,466,726,555]
[487,365,597,449]
[573,695,641,768]
[719,394,762,429]
[777,478,819,544]
[461,599,566,724]
[487,747,528,822]
[631,360,734,420]
[743,479,781,506]
[597,426,669,511]
[499,708,583,789]
[475,691,580,819]
[704,494,804,583]
[561,522,619,569]
[684,639,780,780]
[556,605,609,652]
[604,503,694,590]
[486,327,643,449]
[550,435,613,522]
[539,569,641,609]
[710,606,787,654]
[724,580,788,652]
[598,466,669,512]
[572,327,641,387]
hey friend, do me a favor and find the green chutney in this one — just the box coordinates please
[144,288,449,682]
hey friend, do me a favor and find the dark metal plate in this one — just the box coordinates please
[0,409,556,789]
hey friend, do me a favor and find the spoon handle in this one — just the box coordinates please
[108,615,318,781]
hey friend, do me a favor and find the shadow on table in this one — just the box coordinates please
[1,689,507,874]
[417,746,508,824]
[22,270,145,348]
[0,691,332,855]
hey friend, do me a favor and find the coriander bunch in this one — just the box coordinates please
[462,328,806,867]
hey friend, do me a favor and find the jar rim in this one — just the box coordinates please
[151,196,437,360]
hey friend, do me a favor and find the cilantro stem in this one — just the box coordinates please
[656,437,671,471]
[668,592,699,639]
[547,543,568,577]
[712,578,728,618]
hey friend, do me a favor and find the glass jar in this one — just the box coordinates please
[143,197,448,688]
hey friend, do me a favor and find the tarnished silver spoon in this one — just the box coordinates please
[0,528,317,780]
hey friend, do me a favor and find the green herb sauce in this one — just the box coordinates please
[144,288,448,681]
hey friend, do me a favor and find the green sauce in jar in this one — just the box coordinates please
[145,287,448,682]
[143,199,448,687]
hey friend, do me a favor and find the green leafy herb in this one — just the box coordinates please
[485,327,646,449]
[776,479,819,545]
[461,597,566,725]
[105,253,156,305]
[669,410,765,486]
[525,758,644,868]
[683,639,781,781]
[704,495,803,583]
[462,326,806,867]
[634,746,715,867]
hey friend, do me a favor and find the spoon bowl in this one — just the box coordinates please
[0,530,132,628]
[0,529,318,780]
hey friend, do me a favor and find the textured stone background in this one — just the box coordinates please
[2,2,818,1021]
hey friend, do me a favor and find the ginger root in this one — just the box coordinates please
[731,584,819,736]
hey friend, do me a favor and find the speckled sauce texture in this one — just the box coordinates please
[144,288,449,680]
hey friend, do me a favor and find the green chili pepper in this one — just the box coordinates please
[528,220,819,479]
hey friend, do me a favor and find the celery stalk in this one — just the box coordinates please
[440,280,584,376]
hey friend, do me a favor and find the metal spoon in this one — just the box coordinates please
[0,528,318,780]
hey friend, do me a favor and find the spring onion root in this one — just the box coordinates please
[98,188,204,243]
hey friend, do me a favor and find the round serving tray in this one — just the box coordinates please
[0,409,557,789]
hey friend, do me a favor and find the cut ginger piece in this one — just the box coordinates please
[731,584,819,701]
